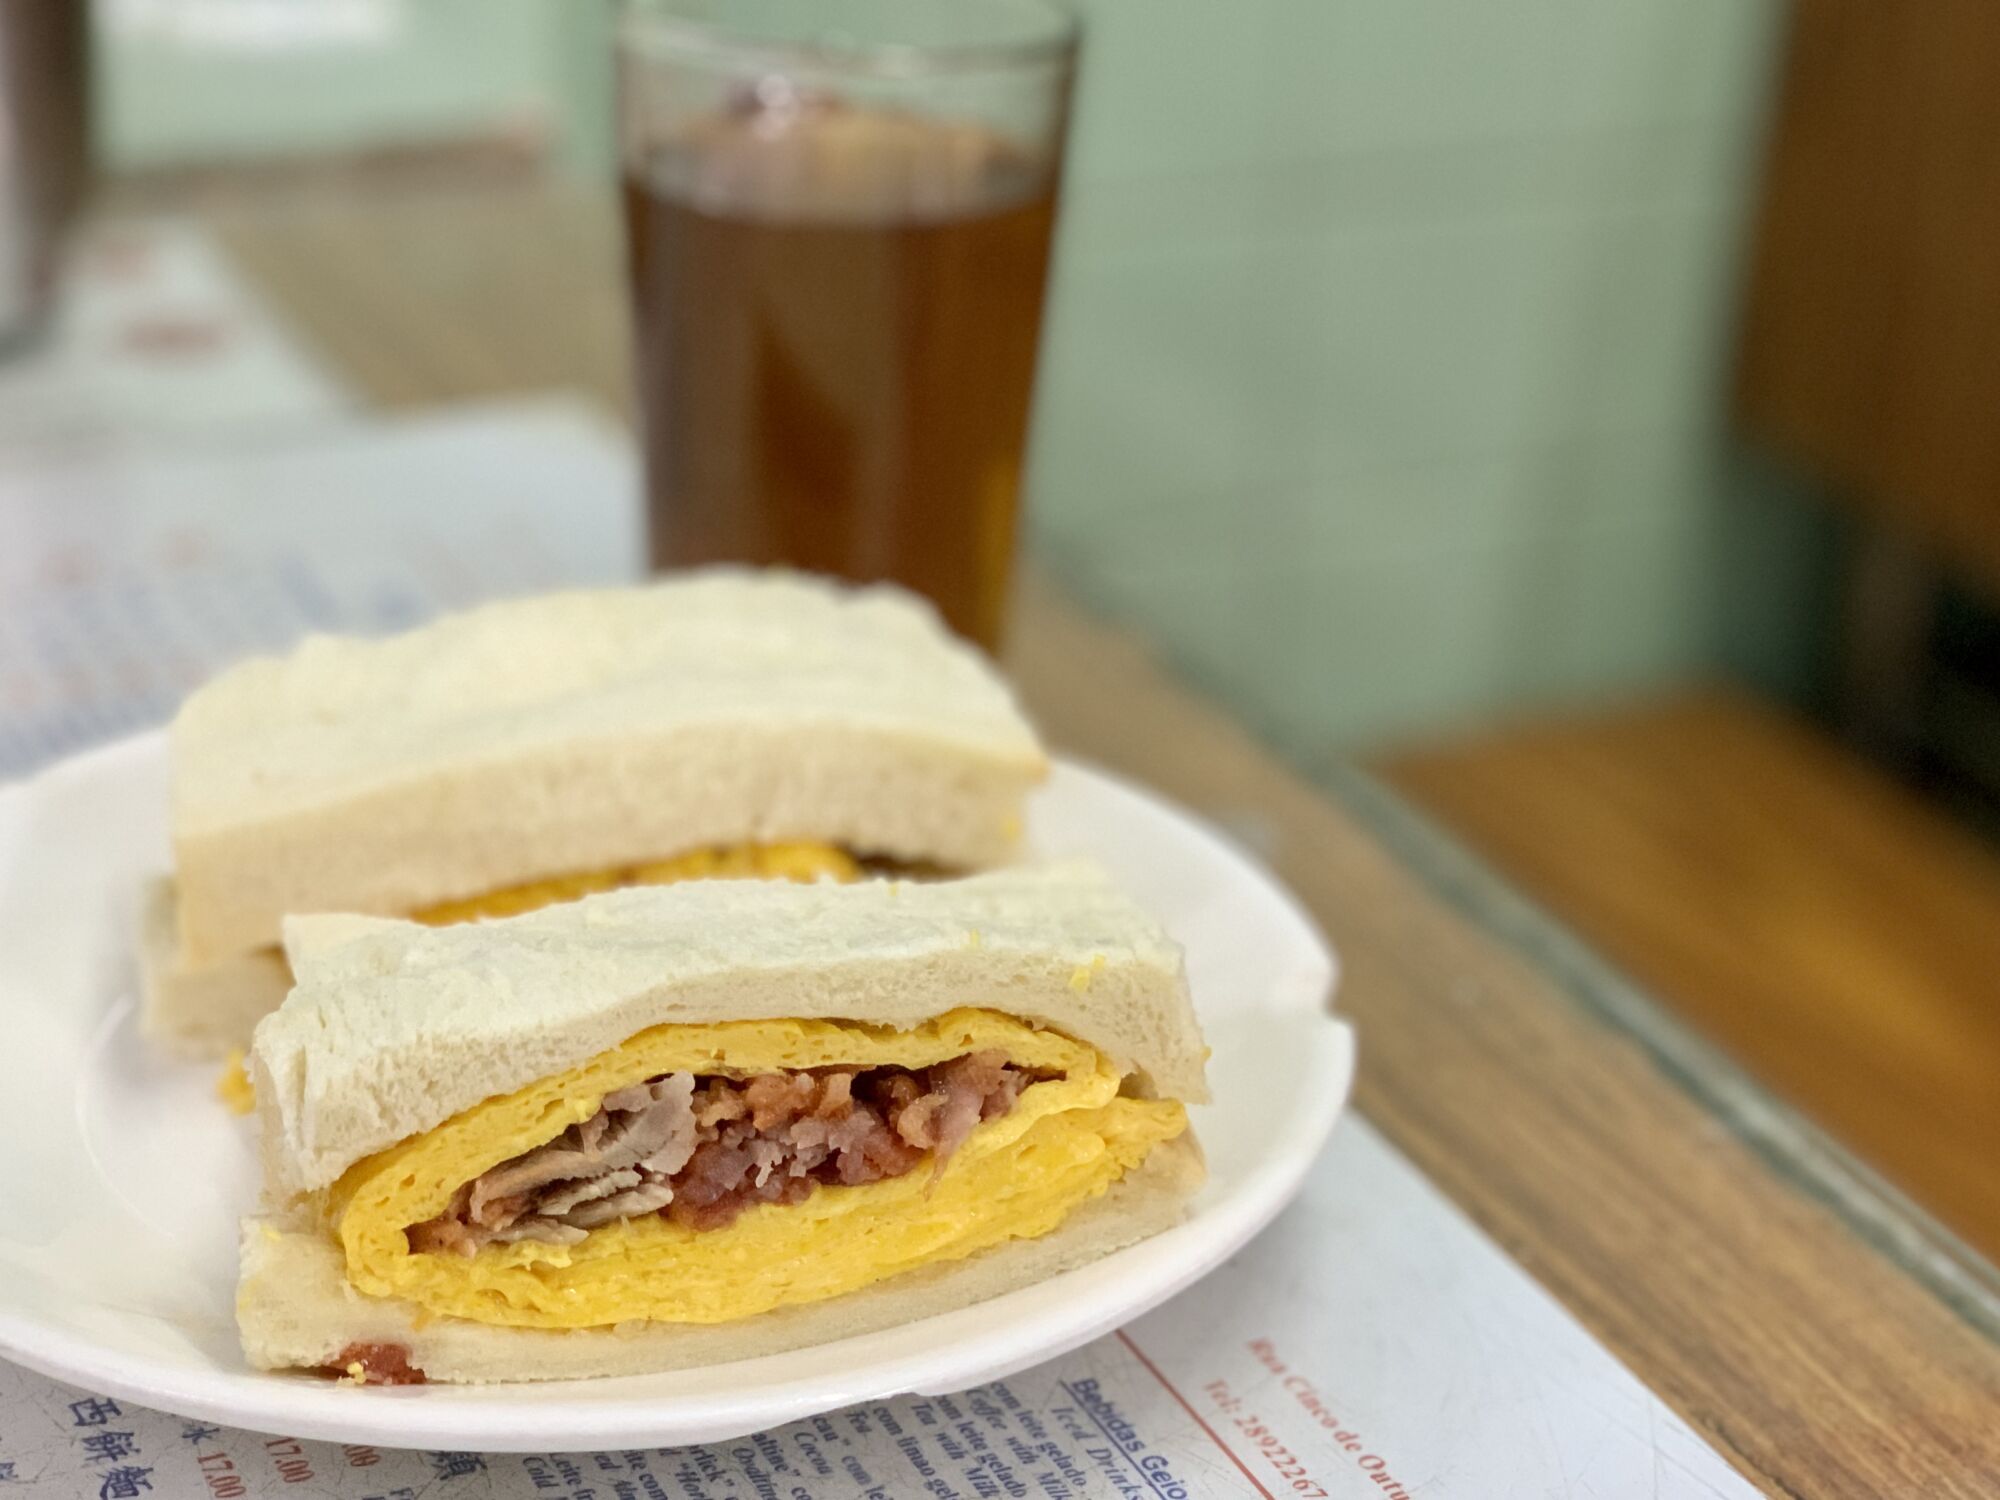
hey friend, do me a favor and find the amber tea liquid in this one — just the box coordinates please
[624,103,1059,649]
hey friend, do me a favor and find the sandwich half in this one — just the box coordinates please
[146,570,1047,1055]
[238,864,1207,1384]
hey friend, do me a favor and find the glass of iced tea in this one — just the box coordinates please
[617,0,1077,650]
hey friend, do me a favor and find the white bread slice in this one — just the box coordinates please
[137,878,290,1057]
[237,1132,1203,1381]
[251,862,1207,1201]
[171,571,1046,967]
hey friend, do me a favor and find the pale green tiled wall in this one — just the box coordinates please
[1027,0,1787,754]
[98,0,598,170]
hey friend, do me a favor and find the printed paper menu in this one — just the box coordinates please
[0,216,348,463]
[0,399,640,779]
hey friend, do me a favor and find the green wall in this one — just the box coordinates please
[98,0,600,170]
[1028,0,1788,756]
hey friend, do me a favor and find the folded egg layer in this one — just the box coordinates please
[333,1009,1186,1329]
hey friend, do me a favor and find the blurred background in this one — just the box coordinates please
[8,2,1999,1257]
[90,0,1800,746]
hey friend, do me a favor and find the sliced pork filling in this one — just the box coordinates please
[406,1051,1036,1253]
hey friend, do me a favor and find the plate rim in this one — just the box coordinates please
[0,730,1352,1449]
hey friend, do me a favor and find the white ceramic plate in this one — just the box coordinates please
[0,733,1351,1451]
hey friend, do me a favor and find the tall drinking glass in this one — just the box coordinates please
[618,0,1077,650]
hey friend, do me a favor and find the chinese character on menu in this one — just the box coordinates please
[96,1466,152,1499]
[68,1397,123,1427]
[177,1423,221,1447]
[425,1453,487,1481]
[81,1433,140,1465]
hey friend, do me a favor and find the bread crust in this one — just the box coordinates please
[137,878,290,1057]
[171,572,1046,965]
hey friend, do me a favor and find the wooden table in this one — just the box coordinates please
[190,178,2000,1498]
[1379,684,2000,1257]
